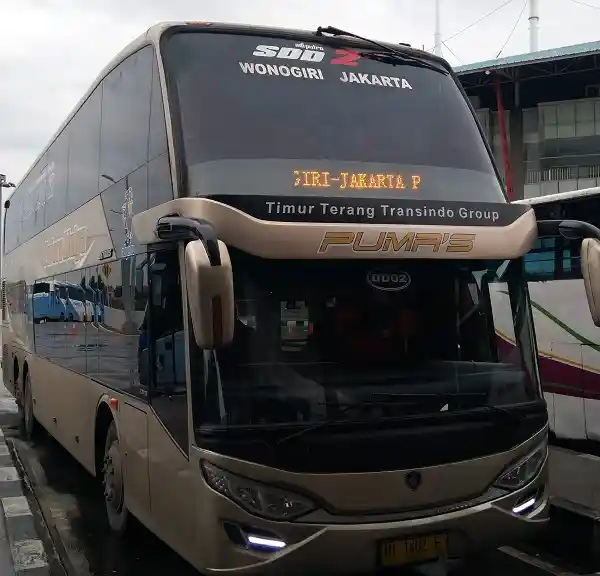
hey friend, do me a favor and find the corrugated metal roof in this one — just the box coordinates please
[455,39,600,75]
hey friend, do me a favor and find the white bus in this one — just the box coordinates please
[5,21,600,575]
[516,188,600,442]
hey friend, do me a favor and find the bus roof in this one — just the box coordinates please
[12,21,450,191]
[513,187,600,206]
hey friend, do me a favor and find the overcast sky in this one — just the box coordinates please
[2,0,600,184]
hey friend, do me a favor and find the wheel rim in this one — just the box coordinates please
[104,444,124,515]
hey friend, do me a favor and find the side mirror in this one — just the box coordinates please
[581,238,600,326]
[185,239,234,349]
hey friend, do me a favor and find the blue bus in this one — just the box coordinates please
[32,280,66,323]
[55,281,86,322]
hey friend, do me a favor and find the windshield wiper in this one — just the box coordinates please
[315,26,449,75]
[459,404,525,423]
[276,395,536,446]
[372,393,530,423]
[275,399,420,446]
[359,51,448,73]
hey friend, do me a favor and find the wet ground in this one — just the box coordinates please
[0,422,591,576]
[7,427,196,576]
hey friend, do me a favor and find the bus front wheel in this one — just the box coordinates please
[103,421,129,534]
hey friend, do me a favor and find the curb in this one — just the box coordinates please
[0,428,50,575]
[9,438,76,576]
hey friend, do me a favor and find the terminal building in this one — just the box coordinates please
[456,41,600,200]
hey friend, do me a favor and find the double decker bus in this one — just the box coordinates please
[5,21,600,574]
[515,188,600,444]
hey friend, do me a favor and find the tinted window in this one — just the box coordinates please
[149,54,168,161]
[15,185,31,246]
[4,190,20,253]
[94,255,149,397]
[33,261,149,398]
[526,197,593,281]
[148,153,173,208]
[18,156,51,241]
[100,47,153,192]
[67,87,102,213]
[198,251,537,428]
[15,170,34,244]
[524,236,581,281]
[100,164,147,258]
[86,266,101,376]
[165,32,503,202]
[146,248,188,451]
[45,131,69,227]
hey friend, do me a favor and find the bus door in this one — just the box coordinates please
[144,244,195,558]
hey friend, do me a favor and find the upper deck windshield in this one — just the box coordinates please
[198,251,540,432]
[164,31,505,203]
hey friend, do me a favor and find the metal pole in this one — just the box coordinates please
[433,0,443,56]
[529,0,539,52]
[0,175,15,325]
[0,175,5,326]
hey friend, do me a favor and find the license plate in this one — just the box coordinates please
[379,533,448,567]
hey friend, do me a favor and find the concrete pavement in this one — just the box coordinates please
[549,446,600,514]
[0,379,50,575]
[0,380,18,427]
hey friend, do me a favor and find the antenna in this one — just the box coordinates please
[433,0,443,56]
[529,0,539,52]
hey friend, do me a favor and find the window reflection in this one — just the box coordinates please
[33,257,149,400]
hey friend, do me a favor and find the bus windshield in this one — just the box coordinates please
[198,251,540,429]
[164,31,504,203]
[33,282,52,295]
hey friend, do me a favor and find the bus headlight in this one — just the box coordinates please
[201,461,317,521]
[493,443,547,490]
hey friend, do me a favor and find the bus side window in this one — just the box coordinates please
[148,247,188,454]
[523,238,557,281]
[524,236,581,282]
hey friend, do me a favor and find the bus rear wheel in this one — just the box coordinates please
[20,372,39,441]
[103,421,129,534]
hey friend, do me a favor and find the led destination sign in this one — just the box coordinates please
[211,196,530,227]
[293,170,422,191]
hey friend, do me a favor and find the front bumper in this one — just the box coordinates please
[204,473,549,575]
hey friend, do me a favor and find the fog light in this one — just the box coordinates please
[247,535,287,550]
[512,497,536,514]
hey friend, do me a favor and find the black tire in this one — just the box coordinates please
[103,421,129,534]
[20,372,39,441]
